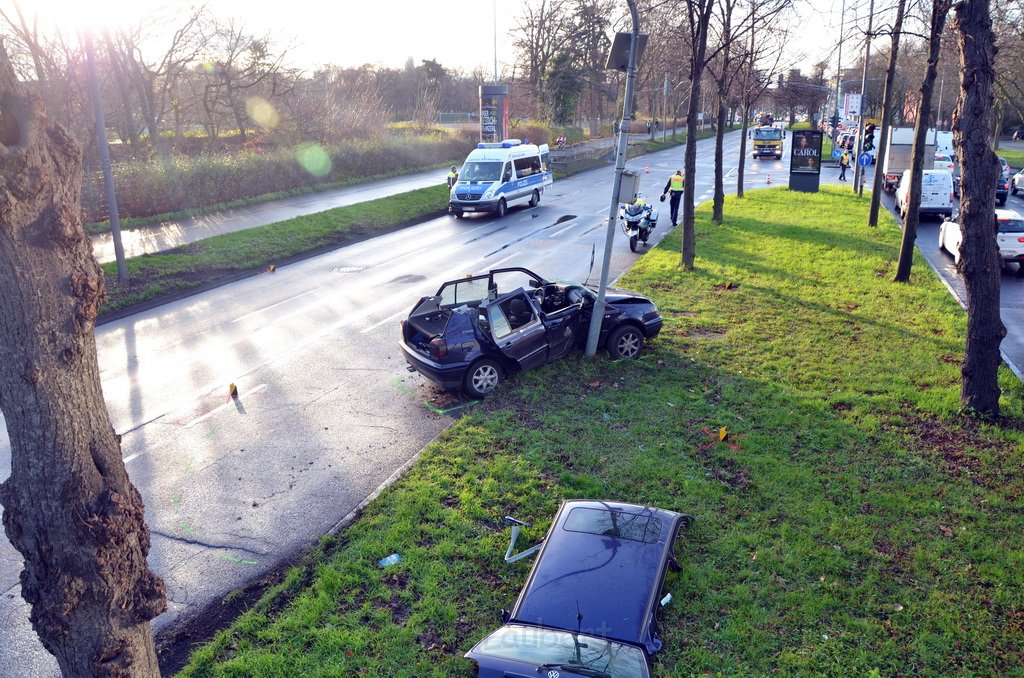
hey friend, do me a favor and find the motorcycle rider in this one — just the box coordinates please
[661,170,684,226]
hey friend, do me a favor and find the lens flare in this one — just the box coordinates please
[296,143,331,177]
[246,97,279,129]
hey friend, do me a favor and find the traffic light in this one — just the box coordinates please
[863,123,876,152]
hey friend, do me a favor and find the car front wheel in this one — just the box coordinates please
[495,199,508,218]
[464,359,502,398]
[528,189,540,207]
[607,325,644,360]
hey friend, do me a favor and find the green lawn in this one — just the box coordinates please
[174,186,1024,677]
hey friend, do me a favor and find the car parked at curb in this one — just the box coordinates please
[939,208,1024,270]
[399,268,663,398]
[465,500,693,677]
[997,174,1009,206]
[1011,168,1024,196]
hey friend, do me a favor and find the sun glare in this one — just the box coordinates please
[29,0,162,37]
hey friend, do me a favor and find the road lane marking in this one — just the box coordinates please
[232,287,325,323]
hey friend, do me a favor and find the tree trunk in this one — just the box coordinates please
[894,0,950,282]
[868,0,906,227]
[951,0,1005,417]
[0,46,166,676]
[737,101,750,198]
[681,0,714,270]
[713,87,727,223]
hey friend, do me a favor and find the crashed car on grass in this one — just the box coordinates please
[399,268,663,398]
[465,500,693,678]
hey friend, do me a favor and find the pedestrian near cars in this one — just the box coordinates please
[838,151,850,181]
[447,165,459,190]
[661,170,684,226]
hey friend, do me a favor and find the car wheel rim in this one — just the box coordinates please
[617,332,640,357]
[473,365,499,393]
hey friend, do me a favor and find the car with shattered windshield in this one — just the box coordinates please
[399,267,663,397]
[465,500,692,677]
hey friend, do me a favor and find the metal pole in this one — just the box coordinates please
[832,0,846,142]
[585,0,639,358]
[493,0,498,81]
[84,31,128,282]
[853,0,874,196]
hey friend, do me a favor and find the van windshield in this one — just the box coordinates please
[460,161,502,182]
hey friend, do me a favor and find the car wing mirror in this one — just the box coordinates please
[503,516,542,563]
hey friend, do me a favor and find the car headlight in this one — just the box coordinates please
[482,186,496,199]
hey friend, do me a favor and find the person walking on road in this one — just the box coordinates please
[838,151,850,181]
[661,170,685,225]
[447,165,459,190]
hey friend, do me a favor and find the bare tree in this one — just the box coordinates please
[867,0,907,228]
[950,0,1005,416]
[679,0,717,270]
[0,44,166,676]
[894,0,953,280]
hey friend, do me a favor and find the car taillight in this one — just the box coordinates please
[429,336,448,358]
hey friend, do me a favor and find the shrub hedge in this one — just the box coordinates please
[82,133,477,222]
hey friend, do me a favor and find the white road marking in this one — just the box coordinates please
[232,287,326,323]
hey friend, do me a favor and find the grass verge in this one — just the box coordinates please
[173,186,1024,677]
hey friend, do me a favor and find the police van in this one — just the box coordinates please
[449,139,553,218]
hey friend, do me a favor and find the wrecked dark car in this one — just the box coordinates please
[398,268,663,398]
[465,500,692,677]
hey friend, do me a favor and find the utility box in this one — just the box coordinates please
[617,170,641,203]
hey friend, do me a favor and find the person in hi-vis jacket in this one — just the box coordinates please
[661,170,684,226]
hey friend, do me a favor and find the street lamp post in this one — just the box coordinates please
[585,0,640,358]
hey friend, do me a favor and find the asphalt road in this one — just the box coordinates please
[1,131,1021,676]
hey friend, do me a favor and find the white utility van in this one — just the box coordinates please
[895,169,954,219]
[449,139,553,219]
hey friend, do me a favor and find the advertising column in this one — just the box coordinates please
[479,84,509,143]
[788,129,823,193]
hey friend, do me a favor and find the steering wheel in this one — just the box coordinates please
[533,286,545,308]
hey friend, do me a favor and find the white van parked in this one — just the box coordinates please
[449,139,553,219]
[895,169,954,219]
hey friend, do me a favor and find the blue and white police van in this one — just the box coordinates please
[449,139,553,218]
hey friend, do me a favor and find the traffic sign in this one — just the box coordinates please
[858,153,872,167]
[832,149,842,160]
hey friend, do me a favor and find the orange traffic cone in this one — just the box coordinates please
[765,173,772,184]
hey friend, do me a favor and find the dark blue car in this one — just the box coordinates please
[399,268,663,398]
[465,500,692,677]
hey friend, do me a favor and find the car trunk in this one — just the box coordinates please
[402,297,452,355]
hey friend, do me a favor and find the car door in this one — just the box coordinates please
[487,291,549,371]
[541,287,586,360]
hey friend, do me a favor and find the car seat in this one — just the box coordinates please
[508,297,531,328]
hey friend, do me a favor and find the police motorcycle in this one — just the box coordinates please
[619,193,659,252]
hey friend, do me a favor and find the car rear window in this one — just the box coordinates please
[999,218,1024,233]
[563,507,662,543]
